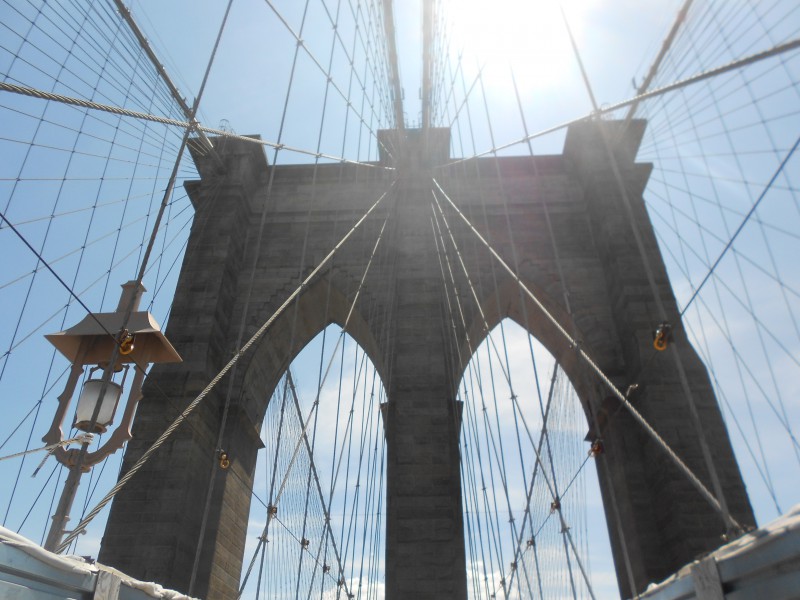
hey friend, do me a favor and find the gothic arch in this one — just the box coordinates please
[236,274,388,429]
[459,275,606,419]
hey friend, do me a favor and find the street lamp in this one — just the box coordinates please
[42,281,181,552]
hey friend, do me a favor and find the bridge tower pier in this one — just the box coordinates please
[99,121,754,599]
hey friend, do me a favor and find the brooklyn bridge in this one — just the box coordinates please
[0,1,798,599]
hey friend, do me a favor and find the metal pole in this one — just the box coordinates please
[47,0,234,556]
[44,465,83,552]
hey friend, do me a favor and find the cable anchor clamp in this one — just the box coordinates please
[589,439,605,457]
[118,329,135,355]
[653,322,672,351]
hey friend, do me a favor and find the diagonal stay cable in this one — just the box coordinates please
[0,210,122,347]
[560,3,742,533]
[504,363,558,597]
[269,214,389,513]
[190,0,336,588]
[431,176,742,531]
[431,187,595,598]
[235,210,390,599]
[236,378,290,596]
[476,54,587,596]
[430,212,504,596]
[45,1,237,554]
[55,182,394,553]
[430,198,529,545]
[434,180,576,595]
[430,205,521,585]
[430,192,539,451]
[285,371,349,589]
[680,133,800,316]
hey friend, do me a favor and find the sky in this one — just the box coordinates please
[0,1,798,599]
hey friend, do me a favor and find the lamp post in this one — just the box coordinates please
[42,281,181,552]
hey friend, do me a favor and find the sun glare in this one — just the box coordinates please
[448,0,597,90]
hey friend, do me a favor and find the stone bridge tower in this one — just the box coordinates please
[99,120,754,599]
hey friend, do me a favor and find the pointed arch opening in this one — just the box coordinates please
[457,317,619,599]
[237,275,389,430]
[459,275,618,422]
[239,323,387,599]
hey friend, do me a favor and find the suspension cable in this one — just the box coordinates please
[236,211,390,598]
[432,177,742,531]
[560,4,741,533]
[0,435,93,463]
[440,36,800,167]
[55,183,392,553]
[681,134,800,315]
[431,188,596,598]
[0,81,390,168]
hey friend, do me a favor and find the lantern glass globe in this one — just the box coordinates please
[74,379,122,433]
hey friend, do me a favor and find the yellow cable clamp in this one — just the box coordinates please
[119,331,135,355]
[653,323,672,351]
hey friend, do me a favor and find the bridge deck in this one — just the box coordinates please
[638,505,800,600]
[0,526,197,600]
